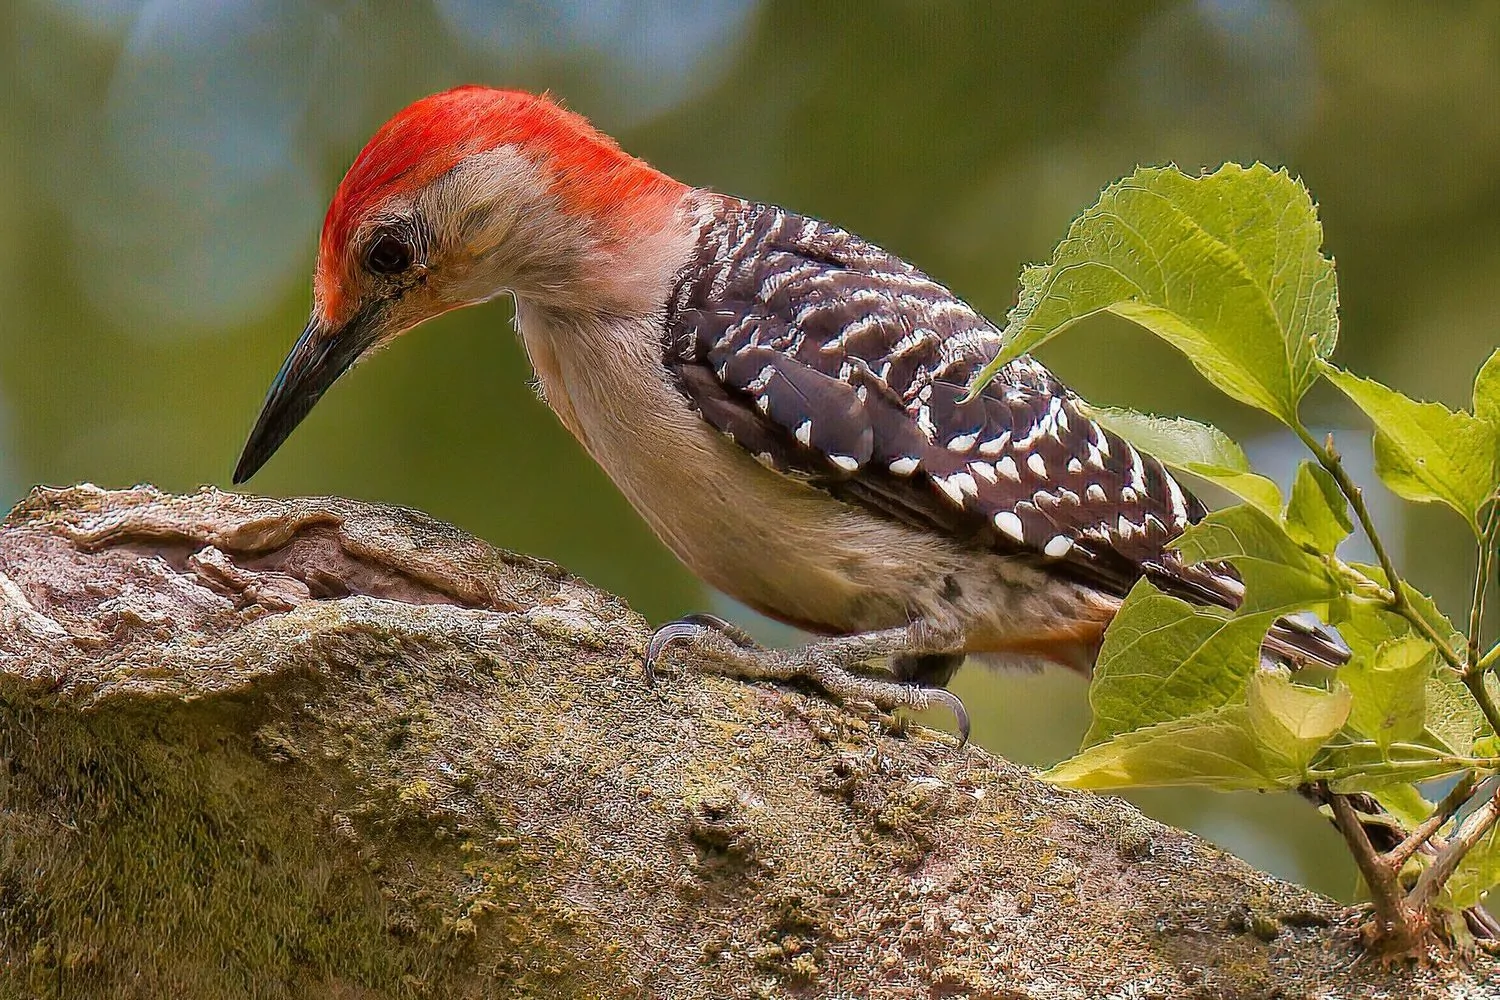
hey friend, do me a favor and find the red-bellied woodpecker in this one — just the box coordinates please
[233,86,1345,738]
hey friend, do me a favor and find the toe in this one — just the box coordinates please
[644,620,712,685]
[675,613,762,650]
[922,687,971,745]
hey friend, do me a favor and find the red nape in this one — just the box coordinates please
[315,86,685,320]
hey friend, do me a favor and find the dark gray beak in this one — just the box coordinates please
[232,306,379,483]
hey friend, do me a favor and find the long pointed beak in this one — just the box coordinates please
[232,306,379,484]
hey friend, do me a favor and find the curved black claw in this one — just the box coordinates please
[643,613,761,686]
[922,686,971,746]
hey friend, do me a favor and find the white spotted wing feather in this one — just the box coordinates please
[663,199,1236,608]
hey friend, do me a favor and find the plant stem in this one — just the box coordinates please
[1383,774,1477,870]
[1295,422,1497,928]
[1294,423,1467,672]
[1461,504,1500,737]
[1329,788,1421,942]
[1463,508,1500,733]
[1468,505,1498,674]
[1381,742,1493,761]
[1482,642,1500,674]
[1409,780,1500,913]
[1307,757,1497,784]
[1466,672,1500,741]
[1295,425,1402,597]
[1406,616,1468,674]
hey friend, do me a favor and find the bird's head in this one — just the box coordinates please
[233,85,688,483]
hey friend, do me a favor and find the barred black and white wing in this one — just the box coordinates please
[662,200,1245,609]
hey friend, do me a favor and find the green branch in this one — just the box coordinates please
[1384,773,1478,870]
[1293,423,1469,677]
[985,161,1500,952]
[1306,756,1500,785]
[1293,419,1500,928]
[1466,673,1500,744]
[1468,505,1498,675]
[1409,781,1500,913]
[1482,643,1500,674]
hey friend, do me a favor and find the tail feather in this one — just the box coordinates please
[1262,610,1350,667]
[1147,545,1351,668]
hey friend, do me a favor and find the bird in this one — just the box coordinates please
[233,85,1346,739]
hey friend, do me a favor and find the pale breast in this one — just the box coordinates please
[515,304,1000,633]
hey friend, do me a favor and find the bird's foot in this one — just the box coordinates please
[644,612,764,684]
[644,618,970,743]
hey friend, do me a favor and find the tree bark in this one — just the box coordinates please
[0,484,1490,999]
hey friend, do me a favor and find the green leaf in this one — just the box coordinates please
[1343,567,1478,755]
[1350,563,1468,650]
[1183,468,1288,518]
[1083,579,1274,745]
[1444,823,1500,911]
[1473,348,1500,427]
[1045,705,1285,791]
[973,163,1337,425]
[1322,364,1499,530]
[1247,672,1353,780]
[1372,784,1436,833]
[1426,669,1488,756]
[1332,595,1427,669]
[1172,504,1342,613]
[1340,635,1433,749]
[1082,407,1251,469]
[1084,406,1283,515]
[1048,672,1349,791]
[1400,583,1469,653]
[1328,593,1407,653]
[1334,589,1481,754]
[1386,580,1489,751]
[1283,461,1352,553]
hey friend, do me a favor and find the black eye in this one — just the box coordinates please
[365,232,413,275]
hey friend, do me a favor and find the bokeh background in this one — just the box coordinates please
[4,0,1499,902]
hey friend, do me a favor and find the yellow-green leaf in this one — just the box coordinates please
[1172,504,1341,614]
[1322,363,1500,530]
[1047,672,1349,792]
[1372,784,1436,833]
[1340,635,1433,749]
[972,163,1337,425]
[1283,461,1352,553]
[1445,823,1500,911]
[1333,591,1479,754]
[1473,348,1500,427]
[1083,579,1274,746]
[1044,705,1284,791]
[1426,669,1488,756]
[1084,405,1283,515]
[1247,672,1353,781]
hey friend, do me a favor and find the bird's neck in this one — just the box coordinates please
[510,190,705,445]
[518,188,699,316]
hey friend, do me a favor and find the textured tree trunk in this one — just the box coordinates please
[0,484,1491,999]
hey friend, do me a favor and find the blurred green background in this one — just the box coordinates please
[4,0,1499,902]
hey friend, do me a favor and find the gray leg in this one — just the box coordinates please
[645,618,971,742]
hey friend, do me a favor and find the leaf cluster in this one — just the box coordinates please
[972,164,1500,930]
